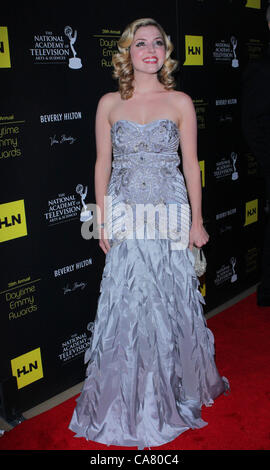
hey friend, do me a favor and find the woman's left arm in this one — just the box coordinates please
[177,93,209,250]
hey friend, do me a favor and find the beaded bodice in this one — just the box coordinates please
[109,119,182,206]
[111,119,180,158]
[105,119,190,246]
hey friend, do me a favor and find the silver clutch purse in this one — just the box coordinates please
[192,246,207,277]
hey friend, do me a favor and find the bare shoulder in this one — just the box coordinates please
[97,91,120,111]
[168,91,196,128]
[96,92,120,126]
[98,91,119,104]
[168,90,194,109]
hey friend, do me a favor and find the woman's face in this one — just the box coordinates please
[129,25,166,75]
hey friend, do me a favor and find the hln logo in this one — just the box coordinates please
[245,0,261,9]
[0,26,11,68]
[11,348,44,389]
[0,200,28,242]
[199,160,205,188]
[244,199,258,226]
[200,281,206,297]
[184,36,203,66]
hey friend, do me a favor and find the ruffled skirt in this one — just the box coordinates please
[69,237,229,449]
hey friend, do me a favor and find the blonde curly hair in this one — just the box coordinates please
[112,18,179,100]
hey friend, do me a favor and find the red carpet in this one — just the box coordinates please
[0,292,270,451]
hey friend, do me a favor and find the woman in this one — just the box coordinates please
[69,17,229,450]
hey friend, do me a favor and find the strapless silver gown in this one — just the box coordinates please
[69,119,229,449]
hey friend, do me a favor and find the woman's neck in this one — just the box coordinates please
[132,71,164,95]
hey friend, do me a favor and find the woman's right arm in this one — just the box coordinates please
[95,93,114,254]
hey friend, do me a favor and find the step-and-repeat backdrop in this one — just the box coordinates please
[0,0,268,419]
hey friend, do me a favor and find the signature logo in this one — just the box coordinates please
[63,281,87,294]
[50,134,77,146]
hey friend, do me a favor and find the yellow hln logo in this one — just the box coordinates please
[199,160,205,187]
[0,200,28,242]
[11,348,44,389]
[244,199,258,226]
[200,282,206,297]
[184,35,203,65]
[245,0,261,9]
[0,26,11,68]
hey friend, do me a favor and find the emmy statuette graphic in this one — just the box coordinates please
[230,36,239,68]
[76,184,93,222]
[64,26,82,69]
[231,152,239,180]
[230,257,238,283]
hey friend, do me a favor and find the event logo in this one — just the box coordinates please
[58,332,91,363]
[50,133,77,146]
[11,347,43,389]
[44,192,81,226]
[246,37,265,60]
[231,153,239,180]
[214,256,239,286]
[230,257,237,282]
[213,37,239,67]
[216,98,237,124]
[245,0,261,8]
[214,152,239,181]
[29,26,82,67]
[216,98,237,106]
[0,200,27,243]
[184,35,203,65]
[246,151,258,177]
[76,184,93,222]
[216,207,237,221]
[53,257,92,278]
[92,28,120,68]
[194,98,208,129]
[199,160,205,187]
[244,199,258,226]
[0,26,11,68]
[0,115,25,160]
[230,37,239,68]
[200,281,206,298]
[40,111,82,123]
[53,256,91,295]
[4,276,40,321]
[63,281,87,294]
[216,206,237,235]
[64,26,82,69]
[245,247,258,274]
[220,223,232,235]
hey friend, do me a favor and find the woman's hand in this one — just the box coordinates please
[188,222,209,250]
[99,226,111,254]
